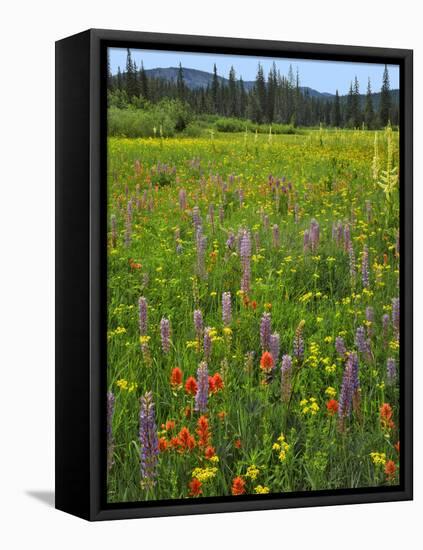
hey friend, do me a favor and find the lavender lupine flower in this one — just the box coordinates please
[338,357,354,421]
[138,297,148,336]
[160,318,171,353]
[349,351,360,393]
[366,306,374,337]
[178,188,187,210]
[222,292,232,326]
[294,203,299,224]
[203,327,212,359]
[176,243,183,254]
[139,391,159,484]
[272,224,280,248]
[269,332,280,364]
[392,297,400,340]
[336,222,343,246]
[293,320,305,363]
[192,205,202,230]
[238,188,244,207]
[303,229,310,252]
[107,391,115,471]
[111,214,117,248]
[240,230,252,294]
[260,312,272,351]
[344,224,351,252]
[226,231,235,250]
[194,309,204,339]
[218,205,224,224]
[196,227,207,278]
[382,313,390,344]
[335,336,346,357]
[195,361,209,413]
[387,357,396,384]
[244,351,255,375]
[263,214,270,230]
[310,219,320,251]
[348,244,356,285]
[361,245,370,288]
[281,354,292,403]
[355,326,371,360]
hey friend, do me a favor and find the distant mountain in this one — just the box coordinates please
[144,67,334,99]
[143,67,399,105]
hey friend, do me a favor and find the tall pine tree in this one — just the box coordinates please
[379,65,391,127]
[364,78,375,129]
[332,89,341,127]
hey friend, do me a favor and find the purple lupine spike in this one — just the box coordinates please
[386,357,396,384]
[361,245,370,288]
[382,313,390,344]
[303,229,310,252]
[124,211,132,247]
[160,318,171,353]
[196,227,207,279]
[392,297,400,339]
[293,321,305,362]
[260,312,272,351]
[203,327,212,359]
[107,391,115,471]
[208,203,215,231]
[355,326,371,360]
[263,214,269,230]
[111,214,117,248]
[270,332,280,364]
[238,188,244,207]
[338,357,354,420]
[281,355,292,403]
[194,309,203,339]
[138,297,148,336]
[218,205,224,223]
[139,391,159,484]
[195,361,208,413]
[344,224,351,252]
[348,244,356,285]
[240,230,252,293]
[176,243,183,255]
[222,292,232,326]
[272,224,280,248]
[294,203,299,224]
[226,231,235,250]
[335,336,346,357]
[310,219,320,251]
[366,306,374,337]
[348,352,360,392]
[192,205,202,230]
[178,188,187,210]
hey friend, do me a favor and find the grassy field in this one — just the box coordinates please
[106,128,400,503]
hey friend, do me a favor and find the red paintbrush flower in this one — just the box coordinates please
[196,415,210,447]
[326,399,339,415]
[188,478,202,497]
[185,376,198,396]
[260,351,274,371]
[205,446,216,459]
[231,476,246,495]
[170,367,183,388]
[158,437,168,452]
[385,459,396,479]
[380,403,395,430]
[178,427,196,452]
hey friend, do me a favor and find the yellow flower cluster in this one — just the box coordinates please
[306,342,320,368]
[116,379,138,392]
[254,485,270,494]
[300,397,320,415]
[186,340,201,351]
[139,335,151,345]
[272,434,290,462]
[325,387,337,399]
[108,326,127,339]
[192,466,218,482]
[245,465,260,480]
[370,452,386,466]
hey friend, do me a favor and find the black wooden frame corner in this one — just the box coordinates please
[55,29,413,521]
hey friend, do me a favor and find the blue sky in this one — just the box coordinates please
[108,47,399,96]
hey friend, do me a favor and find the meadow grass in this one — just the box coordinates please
[107,129,400,503]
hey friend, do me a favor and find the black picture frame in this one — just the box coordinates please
[55,28,413,521]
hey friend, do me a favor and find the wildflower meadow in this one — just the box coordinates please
[106,126,400,503]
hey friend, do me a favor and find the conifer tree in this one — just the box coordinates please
[228,66,238,117]
[364,78,375,129]
[139,61,149,100]
[211,64,219,114]
[352,76,361,128]
[255,63,267,123]
[332,89,342,127]
[379,65,391,126]
[177,63,186,101]
[125,49,138,98]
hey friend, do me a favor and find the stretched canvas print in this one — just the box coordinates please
[106,47,402,503]
[55,29,412,520]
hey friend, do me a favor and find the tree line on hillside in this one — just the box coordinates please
[108,49,399,129]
